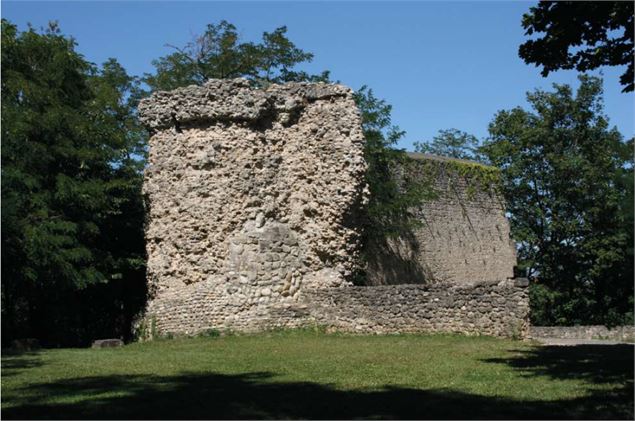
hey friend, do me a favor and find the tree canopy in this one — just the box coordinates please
[354,87,433,241]
[519,1,634,92]
[1,20,147,345]
[413,129,483,162]
[144,20,329,91]
[481,75,633,325]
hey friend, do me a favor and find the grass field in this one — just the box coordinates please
[2,331,633,419]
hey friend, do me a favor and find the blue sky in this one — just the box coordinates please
[3,1,634,151]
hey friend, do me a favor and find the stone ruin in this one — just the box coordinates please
[138,79,529,338]
[366,153,518,286]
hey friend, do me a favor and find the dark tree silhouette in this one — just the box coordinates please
[1,20,147,346]
[519,1,634,92]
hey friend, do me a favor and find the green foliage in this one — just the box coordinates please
[426,159,502,200]
[412,128,500,201]
[519,1,634,92]
[353,87,434,242]
[414,128,484,162]
[481,75,634,326]
[144,20,329,91]
[449,161,501,194]
[1,20,147,346]
[199,328,221,338]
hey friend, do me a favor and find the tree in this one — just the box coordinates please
[144,20,329,91]
[1,20,147,345]
[354,87,432,239]
[413,128,483,162]
[519,1,634,92]
[481,75,633,326]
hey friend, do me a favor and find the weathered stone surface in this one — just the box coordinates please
[91,339,124,348]
[141,279,529,338]
[306,279,529,337]
[138,79,353,131]
[139,79,368,335]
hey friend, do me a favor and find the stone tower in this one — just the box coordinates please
[138,79,368,333]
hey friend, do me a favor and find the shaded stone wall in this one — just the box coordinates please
[366,154,517,285]
[529,325,635,342]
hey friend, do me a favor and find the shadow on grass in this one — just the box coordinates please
[1,350,44,378]
[482,344,635,385]
[2,345,633,420]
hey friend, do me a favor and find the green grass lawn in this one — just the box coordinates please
[2,331,633,419]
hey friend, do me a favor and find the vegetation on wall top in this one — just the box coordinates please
[405,155,503,201]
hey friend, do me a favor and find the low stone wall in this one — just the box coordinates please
[307,280,529,337]
[529,325,635,342]
[142,279,529,338]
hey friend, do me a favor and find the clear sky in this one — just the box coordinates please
[3,1,634,151]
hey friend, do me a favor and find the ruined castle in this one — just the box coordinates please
[138,79,529,338]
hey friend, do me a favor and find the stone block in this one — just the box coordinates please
[92,339,124,349]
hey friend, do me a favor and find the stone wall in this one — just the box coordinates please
[366,154,517,285]
[138,79,529,339]
[529,325,635,342]
[307,279,529,337]
[143,279,529,338]
[139,79,368,334]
